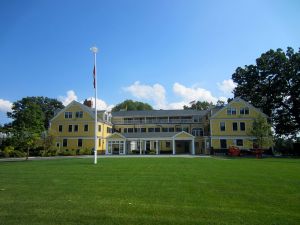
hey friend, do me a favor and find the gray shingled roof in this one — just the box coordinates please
[112,109,209,117]
[121,132,194,139]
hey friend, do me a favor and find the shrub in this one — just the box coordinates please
[2,147,25,158]
[79,148,92,155]
[13,150,25,158]
[42,148,59,157]
[149,149,156,155]
[69,149,76,156]
[3,146,14,157]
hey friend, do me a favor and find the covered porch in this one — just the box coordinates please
[106,131,195,155]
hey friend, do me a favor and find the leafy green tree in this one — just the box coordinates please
[112,100,153,112]
[8,101,45,134]
[41,131,57,156]
[8,101,45,158]
[232,47,300,137]
[183,101,214,110]
[7,97,64,130]
[250,115,273,149]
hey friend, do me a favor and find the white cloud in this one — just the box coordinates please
[173,82,219,104]
[58,90,78,106]
[58,90,113,111]
[85,97,114,111]
[123,81,232,110]
[123,81,222,109]
[0,99,12,113]
[217,79,237,96]
[123,81,167,109]
[166,101,187,110]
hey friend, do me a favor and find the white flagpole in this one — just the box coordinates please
[90,46,98,164]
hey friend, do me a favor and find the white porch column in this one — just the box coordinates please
[139,140,142,155]
[123,141,126,155]
[106,140,108,155]
[156,140,159,155]
[172,138,176,155]
[192,139,195,155]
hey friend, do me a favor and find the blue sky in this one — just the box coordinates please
[0,0,299,124]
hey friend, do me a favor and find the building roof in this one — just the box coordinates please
[107,131,194,140]
[111,109,209,118]
[50,101,112,125]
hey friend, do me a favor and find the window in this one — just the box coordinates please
[141,128,146,133]
[68,125,72,132]
[193,116,200,122]
[74,125,78,132]
[58,125,63,132]
[236,139,243,146]
[183,127,189,133]
[227,108,236,115]
[220,139,227,149]
[175,127,182,132]
[220,122,225,131]
[232,108,236,115]
[64,112,72,119]
[78,139,82,147]
[240,122,245,131]
[162,127,168,132]
[98,125,101,132]
[75,111,83,118]
[84,124,88,132]
[124,128,128,133]
[169,127,174,132]
[107,127,112,133]
[232,122,238,131]
[148,128,154,132]
[155,127,160,132]
[63,139,68,147]
[245,108,249,114]
[192,128,204,136]
[128,128,133,133]
[166,141,171,148]
[240,107,249,115]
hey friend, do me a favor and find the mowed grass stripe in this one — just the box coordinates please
[0,157,299,225]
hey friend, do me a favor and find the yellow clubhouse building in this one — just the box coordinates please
[49,97,272,155]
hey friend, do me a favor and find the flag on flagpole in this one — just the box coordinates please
[93,65,96,89]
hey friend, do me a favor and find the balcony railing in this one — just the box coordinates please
[113,119,197,125]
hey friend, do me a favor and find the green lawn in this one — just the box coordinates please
[0,157,299,225]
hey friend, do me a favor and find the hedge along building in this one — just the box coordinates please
[49,100,112,154]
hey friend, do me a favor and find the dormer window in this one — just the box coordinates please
[75,111,83,118]
[65,112,72,119]
[227,108,236,115]
[240,107,249,115]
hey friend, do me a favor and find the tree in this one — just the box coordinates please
[232,47,300,137]
[112,100,153,112]
[183,101,214,110]
[250,115,273,149]
[6,97,63,157]
[7,97,64,130]
[8,101,45,158]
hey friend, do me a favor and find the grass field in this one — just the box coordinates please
[0,157,299,225]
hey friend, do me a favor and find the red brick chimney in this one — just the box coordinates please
[84,99,93,108]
